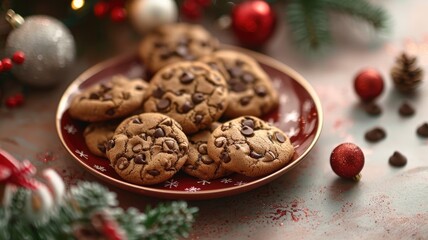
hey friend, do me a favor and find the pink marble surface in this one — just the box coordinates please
[1,1,428,239]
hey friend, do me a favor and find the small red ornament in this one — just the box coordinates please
[1,58,13,71]
[354,68,384,102]
[110,7,126,22]
[94,2,110,18]
[330,143,365,181]
[181,0,202,20]
[12,51,25,65]
[5,93,24,108]
[231,0,276,47]
[0,61,3,72]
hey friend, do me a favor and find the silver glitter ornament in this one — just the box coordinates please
[5,10,75,87]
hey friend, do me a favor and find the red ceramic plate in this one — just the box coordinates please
[56,47,323,200]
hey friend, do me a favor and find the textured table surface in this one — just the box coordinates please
[1,1,428,239]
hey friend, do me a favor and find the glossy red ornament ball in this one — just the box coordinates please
[330,143,365,180]
[354,68,384,102]
[181,0,202,20]
[110,7,126,22]
[94,2,109,18]
[0,61,3,72]
[1,58,13,71]
[231,0,276,47]
[12,51,25,64]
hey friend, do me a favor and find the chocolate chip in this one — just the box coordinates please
[132,118,141,124]
[160,50,172,59]
[157,98,171,111]
[240,96,251,106]
[182,101,194,113]
[140,133,147,140]
[154,41,165,48]
[416,123,428,137]
[180,72,194,84]
[364,127,386,142]
[194,114,203,124]
[236,60,244,66]
[192,93,205,104]
[241,126,254,137]
[220,151,231,163]
[134,154,146,164]
[274,132,286,143]
[250,151,263,159]
[214,137,226,147]
[198,144,208,155]
[148,169,160,176]
[103,94,113,101]
[122,92,130,100]
[154,128,165,138]
[241,73,255,83]
[364,102,382,116]
[201,156,214,164]
[132,144,142,152]
[399,102,415,117]
[231,82,247,92]
[228,67,243,78]
[242,119,255,129]
[164,140,175,150]
[97,143,106,153]
[117,158,129,170]
[217,102,224,110]
[107,139,115,150]
[389,151,407,167]
[152,87,164,98]
[179,143,189,153]
[162,119,173,126]
[263,151,276,162]
[135,85,144,91]
[89,93,99,100]
[185,164,196,170]
[255,86,267,97]
[200,41,208,47]
[105,108,115,116]
[162,71,173,80]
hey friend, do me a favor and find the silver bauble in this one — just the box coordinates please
[5,16,75,87]
[129,0,178,34]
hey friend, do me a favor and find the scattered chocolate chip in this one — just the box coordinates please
[140,133,147,140]
[122,92,130,100]
[105,108,115,116]
[107,139,115,150]
[241,73,255,83]
[214,137,226,147]
[117,158,129,170]
[103,94,113,101]
[228,67,243,78]
[242,119,255,129]
[192,93,205,104]
[250,151,263,159]
[240,96,251,106]
[180,72,194,84]
[220,151,231,163]
[132,118,141,124]
[198,144,208,155]
[399,102,415,117]
[134,154,146,164]
[389,151,407,167]
[274,132,286,143]
[255,86,267,97]
[416,123,428,137]
[162,72,173,80]
[194,114,203,124]
[154,42,165,48]
[182,101,194,113]
[89,93,99,100]
[236,60,244,66]
[364,127,386,142]
[241,126,254,137]
[135,85,144,91]
[364,102,382,116]
[200,41,208,47]
[152,87,164,98]
[217,102,224,110]
[154,128,165,138]
[164,140,175,150]
[162,119,173,126]
[201,156,214,164]
[132,144,142,152]
[179,143,189,153]
[157,98,171,111]
[231,82,247,92]
[97,143,106,153]
[148,169,160,176]
[263,151,276,162]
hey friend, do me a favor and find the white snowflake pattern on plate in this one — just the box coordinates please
[234,181,247,186]
[197,180,211,186]
[75,149,88,159]
[164,179,179,188]
[284,110,299,123]
[64,124,77,134]
[220,178,233,184]
[185,186,201,192]
[93,164,107,172]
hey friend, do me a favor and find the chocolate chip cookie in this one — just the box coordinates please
[139,23,219,73]
[69,75,148,122]
[183,122,232,180]
[207,116,294,177]
[143,61,229,134]
[200,50,279,118]
[83,121,118,158]
[106,113,189,185]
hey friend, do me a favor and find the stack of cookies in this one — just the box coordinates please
[68,23,295,186]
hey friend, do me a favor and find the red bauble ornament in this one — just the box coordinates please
[94,2,110,18]
[231,0,276,47]
[110,7,126,22]
[354,68,384,102]
[0,61,3,72]
[1,58,13,71]
[196,0,211,7]
[12,51,25,65]
[181,0,202,20]
[330,143,365,181]
[5,93,25,108]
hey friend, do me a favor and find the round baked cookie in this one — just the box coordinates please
[207,116,294,177]
[69,75,148,122]
[83,121,118,158]
[143,61,229,134]
[106,113,189,185]
[183,122,232,180]
[139,23,219,73]
[200,50,279,118]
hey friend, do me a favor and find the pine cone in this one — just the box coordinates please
[391,53,424,93]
